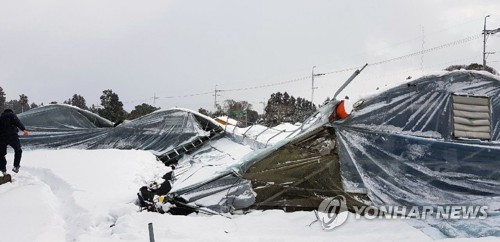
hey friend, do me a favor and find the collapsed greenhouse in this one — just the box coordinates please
[19,104,224,161]
[18,71,500,233]
[135,71,500,215]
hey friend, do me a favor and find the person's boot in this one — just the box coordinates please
[12,167,19,173]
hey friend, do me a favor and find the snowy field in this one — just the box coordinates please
[0,149,497,242]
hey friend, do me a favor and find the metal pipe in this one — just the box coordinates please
[333,63,368,100]
[148,223,155,242]
[312,66,316,104]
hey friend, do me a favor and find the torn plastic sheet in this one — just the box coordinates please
[133,71,499,237]
[166,137,256,212]
[336,127,500,206]
[166,101,343,212]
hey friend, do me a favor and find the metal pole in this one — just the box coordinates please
[333,63,368,100]
[153,93,159,107]
[483,15,490,67]
[311,66,316,104]
[148,223,155,242]
[265,129,285,147]
[214,86,218,110]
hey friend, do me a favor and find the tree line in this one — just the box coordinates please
[0,87,158,122]
[199,91,317,127]
[1,86,318,126]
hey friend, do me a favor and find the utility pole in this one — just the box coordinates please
[213,85,221,110]
[259,101,266,114]
[420,25,425,74]
[483,15,491,67]
[483,15,500,67]
[311,66,325,105]
[152,93,159,107]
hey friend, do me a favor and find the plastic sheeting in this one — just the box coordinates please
[334,71,500,207]
[165,101,347,212]
[141,71,499,237]
[19,104,113,129]
[242,127,363,210]
[19,104,223,159]
[166,137,256,212]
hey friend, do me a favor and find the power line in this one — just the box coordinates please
[349,55,482,85]
[220,75,311,92]
[121,91,213,104]
[213,86,221,109]
[122,33,483,105]
[316,16,486,69]
[368,34,482,67]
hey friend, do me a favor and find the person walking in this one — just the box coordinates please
[0,109,29,175]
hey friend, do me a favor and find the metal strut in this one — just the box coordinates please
[333,63,368,100]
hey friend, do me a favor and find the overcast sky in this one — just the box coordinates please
[1,0,500,113]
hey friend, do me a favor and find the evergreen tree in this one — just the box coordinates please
[30,102,39,109]
[263,92,316,126]
[283,92,290,104]
[89,104,98,114]
[64,94,88,110]
[0,86,5,112]
[198,108,211,117]
[73,94,88,110]
[5,100,21,113]
[97,89,128,122]
[246,109,259,124]
[128,103,159,120]
[19,94,29,113]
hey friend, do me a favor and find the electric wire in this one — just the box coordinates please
[122,33,484,105]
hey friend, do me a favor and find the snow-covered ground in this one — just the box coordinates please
[0,149,497,242]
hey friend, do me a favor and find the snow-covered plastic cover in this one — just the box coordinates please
[334,71,500,207]
[168,101,340,211]
[167,72,500,228]
[19,105,222,158]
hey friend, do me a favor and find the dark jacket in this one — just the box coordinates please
[0,110,26,138]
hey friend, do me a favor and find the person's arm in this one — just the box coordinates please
[12,114,28,136]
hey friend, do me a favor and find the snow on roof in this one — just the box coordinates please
[214,116,239,125]
[272,122,300,132]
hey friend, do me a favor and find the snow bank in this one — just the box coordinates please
[0,149,169,241]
